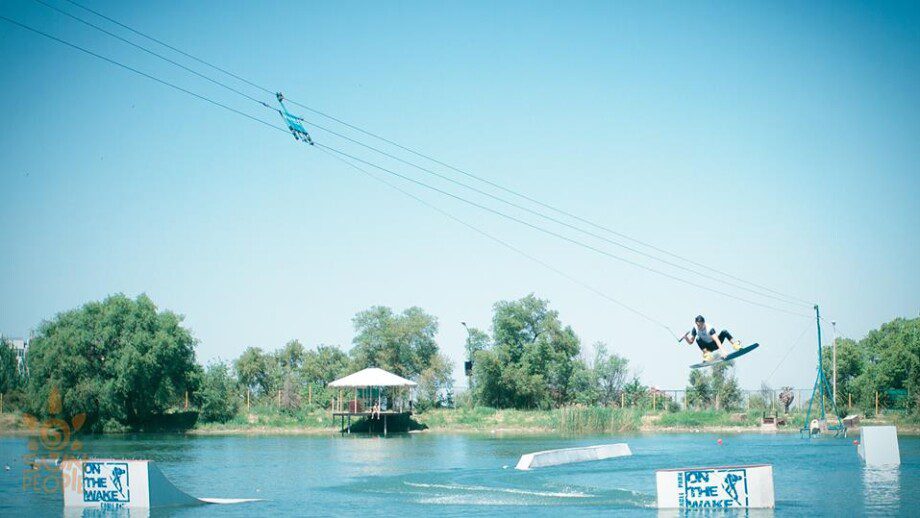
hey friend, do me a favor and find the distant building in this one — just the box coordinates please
[2,335,28,374]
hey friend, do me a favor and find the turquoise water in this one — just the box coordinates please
[1,432,917,516]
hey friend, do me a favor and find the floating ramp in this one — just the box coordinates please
[62,459,260,510]
[515,443,631,470]
[858,426,900,466]
[656,464,774,509]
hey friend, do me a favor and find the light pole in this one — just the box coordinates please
[461,322,473,404]
[831,320,838,406]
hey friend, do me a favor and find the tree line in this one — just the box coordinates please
[2,293,915,431]
[821,317,919,415]
[5,295,453,430]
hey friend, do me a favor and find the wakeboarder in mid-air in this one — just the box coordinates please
[680,315,742,362]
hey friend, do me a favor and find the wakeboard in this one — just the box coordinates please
[690,343,760,369]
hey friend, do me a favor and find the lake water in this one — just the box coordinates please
[1,432,917,516]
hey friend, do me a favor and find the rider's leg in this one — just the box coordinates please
[697,340,718,361]
[719,330,741,350]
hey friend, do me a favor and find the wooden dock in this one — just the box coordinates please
[333,411,412,435]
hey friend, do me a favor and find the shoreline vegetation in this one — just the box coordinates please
[3,406,919,437]
[2,294,917,437]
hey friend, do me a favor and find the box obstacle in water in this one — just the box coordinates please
[858,426,900,467]
[515,443,632,470]
[656,464,775,509]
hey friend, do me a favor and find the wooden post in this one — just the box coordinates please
[620,392,625,408]
[715,394,720,411]
[875,391,879,416]
[848,393,852,408]
[278,389,282,407]
[184,391,189,410]
[246,388,251,413]
[308,385,313,405]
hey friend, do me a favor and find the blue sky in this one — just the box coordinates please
[1,0,917,390]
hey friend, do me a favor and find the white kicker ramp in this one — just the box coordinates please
[62,459,259,510]
[858,426,900,466]
[656,464,774,509]
[515,443,631,470]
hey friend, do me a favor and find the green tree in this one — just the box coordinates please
[0,338,20,393]
[684,363,742,410]
[623,376,649,407]
[417,353,454,410]
[272,340,308,411]
[351,306,441,378]
[463,327,490,360]
[822,337,862,406]
[474,294,581,409]
[711,363,743,410]
[594,342,629,406]
[25,294,200,430]
[570,359,599,406]
[821,317,920,413]
[350,306,453,403]
[301,344,350,385]
[686,370,712,409]
[197,362,239,423]
[276,340,306,371]
[234,347,272,396]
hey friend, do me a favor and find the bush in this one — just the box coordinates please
[198,362,239,423]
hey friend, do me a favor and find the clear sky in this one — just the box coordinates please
[1,0,918,391]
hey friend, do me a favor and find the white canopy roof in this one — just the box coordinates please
[328,367,417,388]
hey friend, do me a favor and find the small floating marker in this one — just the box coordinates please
[717,439,723,445]
[853,440,859,446]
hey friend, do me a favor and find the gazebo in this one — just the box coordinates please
[329,367,417,435]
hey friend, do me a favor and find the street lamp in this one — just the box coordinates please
[461,322,474,400]
[831,320,838,405]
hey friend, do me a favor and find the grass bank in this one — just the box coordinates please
[417,406,643,434]
[4,406,919,436]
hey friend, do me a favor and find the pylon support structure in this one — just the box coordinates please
[801,305,845,437]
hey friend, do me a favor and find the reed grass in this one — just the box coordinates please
[552,406,643,433]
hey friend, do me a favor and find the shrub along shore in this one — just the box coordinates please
[3,404,918,436]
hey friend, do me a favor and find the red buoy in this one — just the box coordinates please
[717,438,723,445]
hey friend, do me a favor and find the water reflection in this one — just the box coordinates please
[657,508,775,518]
[862,466,900,513]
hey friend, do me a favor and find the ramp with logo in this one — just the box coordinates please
[656,464,774,509]
[62,459,260,510]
